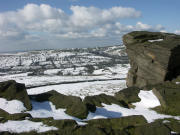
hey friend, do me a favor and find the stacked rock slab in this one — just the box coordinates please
[123,31,180,88]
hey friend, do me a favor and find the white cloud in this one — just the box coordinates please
[134,22,164,31]
[0,4,167,51]
[174,30,180,35]
[70,6,141,27]
[160,30,167,33]
[135,22,151,30]
[114,22,165,36]
[0,4,142,39]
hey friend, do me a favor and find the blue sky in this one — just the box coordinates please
[0,0,180,52]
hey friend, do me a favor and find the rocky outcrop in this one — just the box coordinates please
[0,80,32,110]
[123,31,180,88]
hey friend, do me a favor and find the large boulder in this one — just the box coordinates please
[123,31,180,88]
[30,90,88,119]
[0,80,32,110]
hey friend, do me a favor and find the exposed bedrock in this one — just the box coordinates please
[123,31,180,88]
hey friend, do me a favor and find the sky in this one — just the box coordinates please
[0,0,180,52]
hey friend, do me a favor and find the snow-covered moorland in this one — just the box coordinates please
[0,45,180,134]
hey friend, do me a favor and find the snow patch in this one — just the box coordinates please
[148,39,163,42]
[0,98,26,114]
[28,80,127,99]
[0,120,58,133]
[176,82,180,84]
[44,69,62,75]
[163,120,170,123]
[133,90,160,108]
[28,101,79,120]
[86,106,122,120]
[171,131,178,134]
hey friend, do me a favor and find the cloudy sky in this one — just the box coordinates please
[0,0,180,52]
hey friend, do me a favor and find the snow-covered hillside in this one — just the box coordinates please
[0,45,128,72]
[0,45,129,87]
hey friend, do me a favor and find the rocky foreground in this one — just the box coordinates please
[0,31,180,135]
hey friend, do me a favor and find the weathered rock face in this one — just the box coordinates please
[123,31,180,88]
[0,80,32,110]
